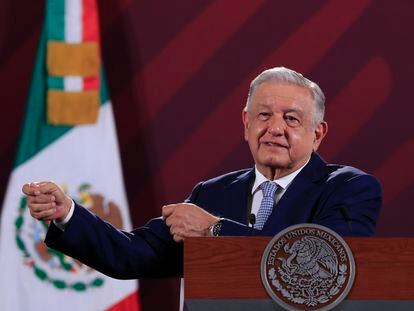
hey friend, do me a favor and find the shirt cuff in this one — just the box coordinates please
[53,200,75,231]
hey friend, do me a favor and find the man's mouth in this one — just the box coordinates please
[262,142,288,148]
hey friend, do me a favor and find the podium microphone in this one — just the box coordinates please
[249,213,256,227]
[338,204,353,233]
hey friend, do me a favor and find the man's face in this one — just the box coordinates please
[243,82,327,179]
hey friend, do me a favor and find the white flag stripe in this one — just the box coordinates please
[65,0,82,43]
[64,76,83,91]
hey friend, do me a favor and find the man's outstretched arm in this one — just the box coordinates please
[22,181,183,279]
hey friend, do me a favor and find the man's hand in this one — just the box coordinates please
[22,181,72,222]
[162,203,219,242]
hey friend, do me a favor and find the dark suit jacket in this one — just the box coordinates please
[45,153,382,279]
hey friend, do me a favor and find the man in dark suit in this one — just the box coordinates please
[23,67,382,278]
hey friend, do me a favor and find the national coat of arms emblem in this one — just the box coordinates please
[261,224,355,311]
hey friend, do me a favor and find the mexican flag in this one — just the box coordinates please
[0,0,139,310]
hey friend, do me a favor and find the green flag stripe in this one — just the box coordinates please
[100,71,109,104]
[14,28,71,168]
[47,76,64,89]
[46,0,65,40]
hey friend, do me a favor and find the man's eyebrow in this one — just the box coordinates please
[256,103,272,109]
[284,108,303,115]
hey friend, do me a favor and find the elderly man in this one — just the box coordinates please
[23,67,382,278]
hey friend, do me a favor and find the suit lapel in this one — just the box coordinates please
[262,153,329,234]
[222,169,255,224]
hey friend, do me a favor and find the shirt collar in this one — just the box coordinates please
[251,157,311,194]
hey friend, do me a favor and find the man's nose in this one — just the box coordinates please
[267,116,285,135]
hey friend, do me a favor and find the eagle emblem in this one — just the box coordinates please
[261,224,355,311]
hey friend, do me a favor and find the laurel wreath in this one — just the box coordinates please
[268,264,347,306]
[15,196,104,291]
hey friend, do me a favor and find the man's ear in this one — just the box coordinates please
[242,109,250,141]
[312,121,328,151]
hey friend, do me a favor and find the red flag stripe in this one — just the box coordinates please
[83,76,99,90]
[82,0,99,42]
[81,0,100,89]
[105,290,140,311]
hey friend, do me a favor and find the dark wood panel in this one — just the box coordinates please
[184,237,414,299]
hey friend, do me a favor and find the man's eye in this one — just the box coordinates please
[258,112,271,120]
[285,115,300,125]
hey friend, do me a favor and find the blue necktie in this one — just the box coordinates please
[254,181,277,230]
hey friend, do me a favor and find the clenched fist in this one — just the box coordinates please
[22,181,72,222]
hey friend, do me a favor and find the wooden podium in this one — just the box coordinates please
[184,237,414,310]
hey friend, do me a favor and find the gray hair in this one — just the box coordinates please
[245,67,325,126]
